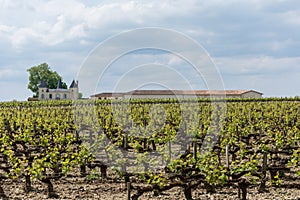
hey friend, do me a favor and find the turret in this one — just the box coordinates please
[38,80,48,100]
[69,80,79,99]
[57,79,64,89]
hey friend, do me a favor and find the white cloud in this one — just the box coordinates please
[215,56,300,75]
[167,54,185,66]
[1,0,203,49]
[281,10,300,25]
[0,24,15,33]
[0,0,300,100]
[0,68,23,79]
[11,28,38,49]
[214,56,300,96]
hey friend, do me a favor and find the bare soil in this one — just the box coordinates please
[2,170,300,200]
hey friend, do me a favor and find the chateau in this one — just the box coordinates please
[38,79,79,100]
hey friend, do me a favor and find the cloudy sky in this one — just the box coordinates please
[1,0,300,101]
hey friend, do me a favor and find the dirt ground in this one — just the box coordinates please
[2,174,300,200]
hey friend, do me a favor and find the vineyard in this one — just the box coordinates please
[1,98,300,200]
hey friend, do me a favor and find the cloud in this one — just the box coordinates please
[179,0,300,57]
[215,56,300,75]
[214,56,300,96]
[1,0,205,49]
[2,0,299,57]
[0,0,300,100]
[0,68,23,79]
[100,51,207,90]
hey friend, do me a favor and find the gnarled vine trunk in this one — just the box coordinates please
[41,178,59,199]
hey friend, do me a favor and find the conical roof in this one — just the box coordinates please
[69,80,78,88]
[38,80,47,88]
[57,79,64,89]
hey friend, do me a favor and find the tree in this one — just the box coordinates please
[27,63,67,97]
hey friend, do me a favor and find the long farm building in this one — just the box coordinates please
[91,90,263,100]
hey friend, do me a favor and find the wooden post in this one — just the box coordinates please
[143,138,147,150]
[127,182,131,200]
[89,130,93,145]
[25,175,32,192]
[258,151,268,193]
[193,141,197,161]
[80,164,86,177]
[248,109,251,122]
[259,127,262,141]
[100,165,107,178]
[183,183,193,200]
[124,173,130,186]
[260,111,264,139]
[238,179,248,200]
[263,152,267,171]
[168,141,172,163]
[151,139,156,151]
[225,145,229,169]
[124,133,128,149]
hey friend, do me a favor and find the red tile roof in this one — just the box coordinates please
[91,92,125,98]
[127,90,260,96]
[92,90,262,97]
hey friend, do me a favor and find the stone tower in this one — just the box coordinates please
[69,80,79,100]
[38,80,48,100]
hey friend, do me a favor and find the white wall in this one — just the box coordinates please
[125,94,200,99]
[241,91,262,98]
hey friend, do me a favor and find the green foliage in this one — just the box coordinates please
[0,103,92,193]
[0,98,299,199]
[87,169,100,180]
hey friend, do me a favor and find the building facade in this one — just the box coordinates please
[38,80,79,100]
[91,89,263,100]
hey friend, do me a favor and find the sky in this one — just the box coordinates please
[1,0,300,101]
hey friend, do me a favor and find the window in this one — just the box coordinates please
[64,94,67,99]
[49,94,52,99]
[41,94,44,99]
[56,94,60,100]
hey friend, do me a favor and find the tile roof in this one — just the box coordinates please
[128,90,256,95]
[92,90,262,97]
[127,90,262,96]
[91,92,125,98]
[57,79,64,89]
[69,80,78,88]
[38,80,48,88]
